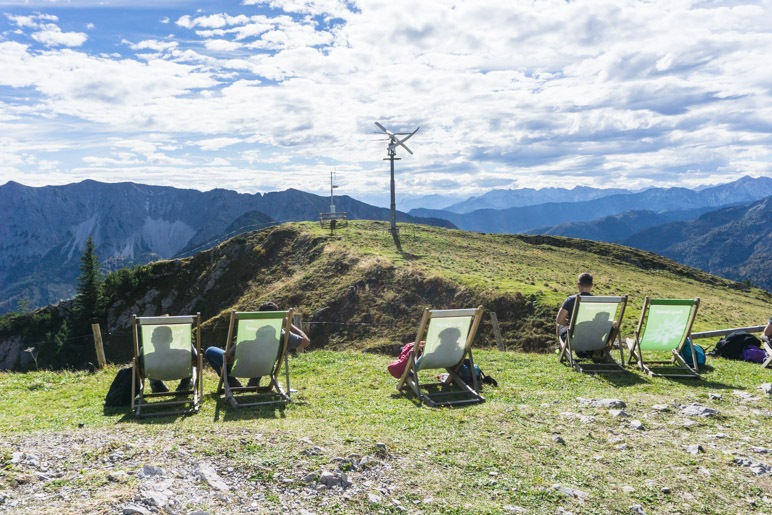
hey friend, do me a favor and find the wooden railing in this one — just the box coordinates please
[690,325,765,340]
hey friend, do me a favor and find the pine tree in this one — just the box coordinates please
[74,236,104,326]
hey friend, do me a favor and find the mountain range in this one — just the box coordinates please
[2,175,769,315]
[622,196,772,291]
[0,180,452,313]
[409,176,772,233]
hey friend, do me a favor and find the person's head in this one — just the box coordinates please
[577,272,593,292]
[258,301,280,312]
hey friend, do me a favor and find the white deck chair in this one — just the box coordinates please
[131,313,203,417]
[397,306,485,407]
[217,309,294,408]
[558,295,628,374]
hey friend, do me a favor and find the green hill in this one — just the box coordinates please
[1,221,769,370]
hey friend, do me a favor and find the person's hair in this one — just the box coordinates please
[577,273,593,287]
[258,301,280,312]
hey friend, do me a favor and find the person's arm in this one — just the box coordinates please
[290,324,310,351]
[556,307,569,327]
[763,320,772,342]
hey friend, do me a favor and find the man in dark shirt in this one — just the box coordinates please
[556,272,594,342]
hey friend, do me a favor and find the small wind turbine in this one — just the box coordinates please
[374,122,419,249]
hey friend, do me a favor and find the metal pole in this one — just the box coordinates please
[390,155,396,234]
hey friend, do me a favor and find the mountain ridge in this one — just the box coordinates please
[0,181,454,313]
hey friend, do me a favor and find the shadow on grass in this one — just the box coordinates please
[211,392,289,422]
[110,406,197,424]
[593,371,650,387]
[389,385,485,409]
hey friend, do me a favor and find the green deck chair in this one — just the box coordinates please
[558,295,628,374]
[626,297,700,378]
[397,306,485,407]
[131,313,203,417]
[217,309,294,408]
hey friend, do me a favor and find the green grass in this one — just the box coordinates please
[1,350,770,513]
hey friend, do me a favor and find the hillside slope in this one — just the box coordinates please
[1,222,768,370]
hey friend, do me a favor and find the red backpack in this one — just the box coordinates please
[387,341,422,378]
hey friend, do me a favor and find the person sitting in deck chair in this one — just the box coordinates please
[556,273,596,357]
[204,301,310,388]
[763,316,772,344]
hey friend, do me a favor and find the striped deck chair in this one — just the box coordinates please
[217,309,294,408]
[626,297,701,378]
[558,295,628,374]
[131,313,203,418]
[397,306,485,408]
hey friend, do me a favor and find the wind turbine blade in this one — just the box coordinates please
[399,127,419,144]
[374,122,392,135]
[398,142,414,154]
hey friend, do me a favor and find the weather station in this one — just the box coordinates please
[374,122,419,251]
[319,170,347,234]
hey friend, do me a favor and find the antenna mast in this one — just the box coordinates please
[374,122,419,251]
[329,170,338,214]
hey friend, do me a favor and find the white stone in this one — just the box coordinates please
[195,463,230,492]
[680,404,718,417]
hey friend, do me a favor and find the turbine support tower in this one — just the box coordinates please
[374,122,419,251]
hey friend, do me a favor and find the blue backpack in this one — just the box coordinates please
[680,339,706,368]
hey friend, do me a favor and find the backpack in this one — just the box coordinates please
[458,359,498,387]
[680,340,706,368]
[709,331,761,360]
[387,341,422,379]
[741,345,767,364]
[104,367,136,407]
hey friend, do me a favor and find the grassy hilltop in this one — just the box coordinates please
[0,221,770,513]
[4,220,767,369]
[101,220,769,363]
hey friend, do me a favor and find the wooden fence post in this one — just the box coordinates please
[489,312,505,351]
[92,323,107,368]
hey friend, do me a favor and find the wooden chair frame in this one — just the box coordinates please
[397,306,485,408]
[558,295,628,374]
[216,309,294,408]
[627,297,700,378]
[131,313,203,418]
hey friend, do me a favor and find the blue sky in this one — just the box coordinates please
[0,0,770,208]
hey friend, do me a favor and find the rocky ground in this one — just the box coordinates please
[2,383,771,514]
[0,426,403,514]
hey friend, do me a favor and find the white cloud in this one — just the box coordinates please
[31,27,88,47]
[204,39,243,52]
[196,137,243,150]
[128,39,178,53]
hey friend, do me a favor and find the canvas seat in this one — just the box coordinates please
[397,306,485,407]
[131,313,203,417]
[762,338,772,369]
[626,297,700,378]
[558,295,628,373]
[217,309,294,408]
